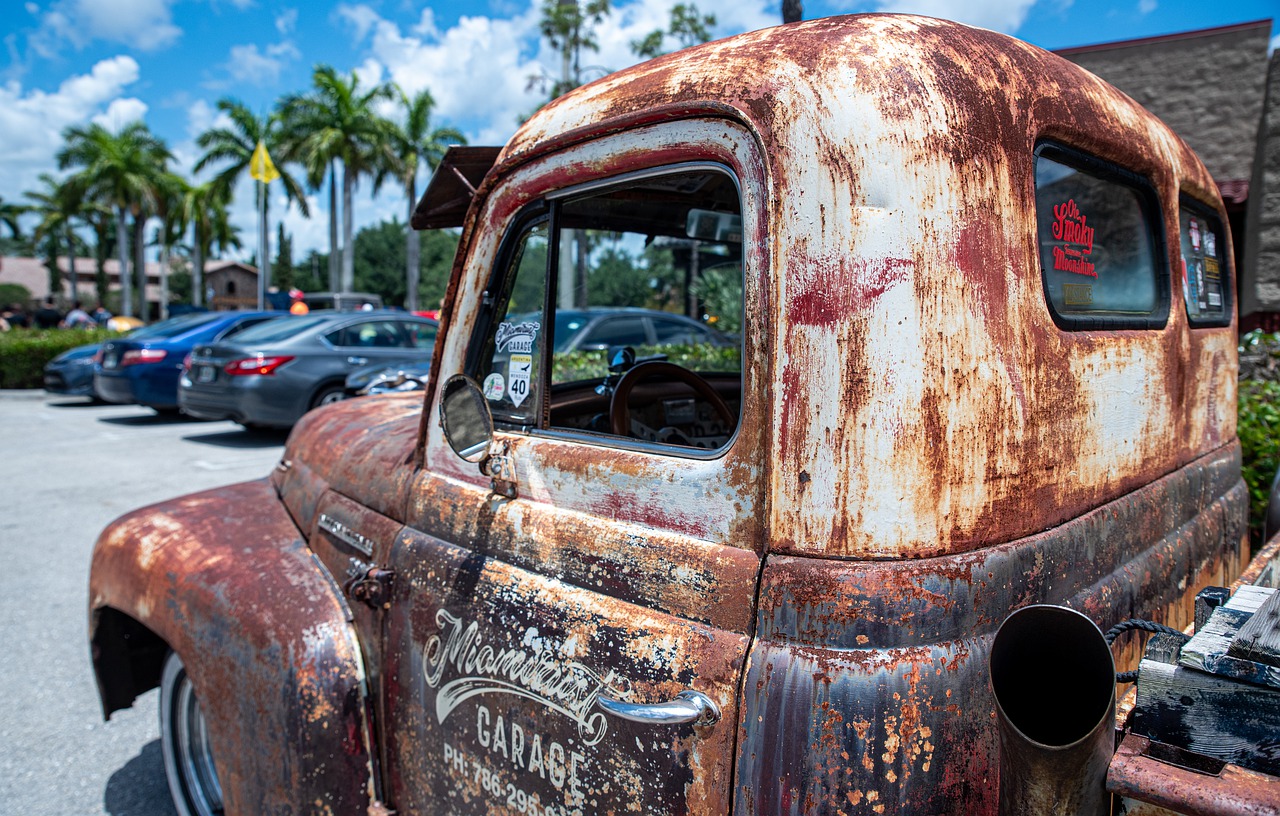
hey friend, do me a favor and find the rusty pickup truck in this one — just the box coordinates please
[88,14,1273,816]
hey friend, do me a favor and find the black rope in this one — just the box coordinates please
[1103,618,1188,646]
[1106,619,1190,685]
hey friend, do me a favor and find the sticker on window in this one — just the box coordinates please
[495,321,540,354]
[1034,145,1165,329]
[507,354,532,408]
[1179,202,1229,326]
[482,373,505,402]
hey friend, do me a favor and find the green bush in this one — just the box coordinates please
[1239,330,1280,545]
[551,343,741,383]
[0,328,120,389]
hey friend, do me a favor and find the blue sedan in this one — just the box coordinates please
[94,311,282,412]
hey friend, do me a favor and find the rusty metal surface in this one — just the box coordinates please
[89,479,373,815]
[1108,734,1280,816]
[381,525,748,815]
[480,14,1238,562]
[736,445,1245,815]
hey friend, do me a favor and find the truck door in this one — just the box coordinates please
[383,120,769,815]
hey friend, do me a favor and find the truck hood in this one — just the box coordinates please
[273,393,424,535]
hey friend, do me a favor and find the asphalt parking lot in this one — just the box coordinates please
[0,391,287,816]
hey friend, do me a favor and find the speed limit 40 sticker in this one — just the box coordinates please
[508,354,533,408]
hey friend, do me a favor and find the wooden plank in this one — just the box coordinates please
[1228,589,1280,667]
[1180,586,1280,690]
[1131,641,1280,776]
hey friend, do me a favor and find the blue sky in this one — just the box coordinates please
[2,0,1276,259]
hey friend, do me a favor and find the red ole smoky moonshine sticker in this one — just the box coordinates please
[1051,198,1097,278]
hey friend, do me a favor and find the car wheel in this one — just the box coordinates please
[311,384,347,410]
[160,651,225,816]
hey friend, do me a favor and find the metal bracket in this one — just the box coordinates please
[481,440,518,499]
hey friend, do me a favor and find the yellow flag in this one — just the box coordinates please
[249,140,280,184]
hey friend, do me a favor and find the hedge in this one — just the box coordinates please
[1239,331,1280,545]
[0,328,120,389]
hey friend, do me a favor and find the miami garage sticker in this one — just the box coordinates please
[495,321,539,408]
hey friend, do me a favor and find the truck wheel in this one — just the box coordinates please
[311,384,347,410]
[160,651,225,816]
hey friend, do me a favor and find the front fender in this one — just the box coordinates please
[89,478,373,816]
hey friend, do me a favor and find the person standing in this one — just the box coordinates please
[33,297,62,329]
[62,301,95,328]
[90,303,112,325]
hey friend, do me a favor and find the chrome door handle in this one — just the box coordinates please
[347,356,368,366]
[596,690,721,727]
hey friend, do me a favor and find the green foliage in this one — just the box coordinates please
[1239,330,1280,544]
[0,328,119,389]
[690,261,742,333]
[0,283,32,307]
[351,219,461,308]
[631,2,716,58]
[275,223,294,291]
[552,342,740,383]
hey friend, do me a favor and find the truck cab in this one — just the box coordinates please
[89,14,1252,816]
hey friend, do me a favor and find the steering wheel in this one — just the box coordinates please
[609,361,735,437]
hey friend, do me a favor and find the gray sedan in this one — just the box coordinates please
[178,311,437,428]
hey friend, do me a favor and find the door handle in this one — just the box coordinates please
[596,690,720,727]
[347,356,368,366]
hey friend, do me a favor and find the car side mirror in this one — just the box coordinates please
[440,375,493,462]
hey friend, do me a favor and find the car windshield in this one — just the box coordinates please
[128,313,220,340]
[227,315,326,344]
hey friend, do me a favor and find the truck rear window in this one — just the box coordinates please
[1179,199,1231,327]
[1034,144,1168,330]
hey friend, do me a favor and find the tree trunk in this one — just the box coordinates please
[94,221,108,305]
[193,225,205,308]
[328,161,340,292]
[342,163,355,293]
[116,206,132,317]
[133,215,146,318]
[159,244,170,321]
[64,224,75,302]
[405,176,419,311]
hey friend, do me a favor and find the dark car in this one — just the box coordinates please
[43,342,104,398]
[551,307,731,352]
[94,311,280,412]
[344,359,432,397]
[178,311,437,428]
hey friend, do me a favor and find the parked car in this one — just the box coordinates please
[344,359,432,397]
[94,311,281,413]
[178,311,437,428]
[550,307,732,352]
[88,15,1276,816]
[43,342,104,398]
[300,291,385,311]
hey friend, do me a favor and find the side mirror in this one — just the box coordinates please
[439,375,493,462]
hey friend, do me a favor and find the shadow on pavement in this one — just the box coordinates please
[98,412,204,427]
[46,398,106,409]
[183,428,289,448]
[104,739,177,816]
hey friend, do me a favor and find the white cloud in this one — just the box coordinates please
[871,0,1038,34]
[92,97,149,129]
[1138,0,1156,14]
[275,8,298,35]
[223,41,300,85]
[0,55,141,219]
[32,0,181,54]
[343,0,774,149]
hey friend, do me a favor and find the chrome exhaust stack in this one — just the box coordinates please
[990,605,1116,816]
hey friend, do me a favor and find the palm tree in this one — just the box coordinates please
[381,86,465,311]
[279,65,395,293]
[194,99,309,295]
[0,195,28,241]
[150,172,189,319]
[57,121,172,317]
[27,174,84,300]
[181,181,241,307]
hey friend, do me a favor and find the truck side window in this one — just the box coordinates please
[1178,199,1231,327]
[473,166,743,452]
[475,220,550,428]
[1034,143,1168,330]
